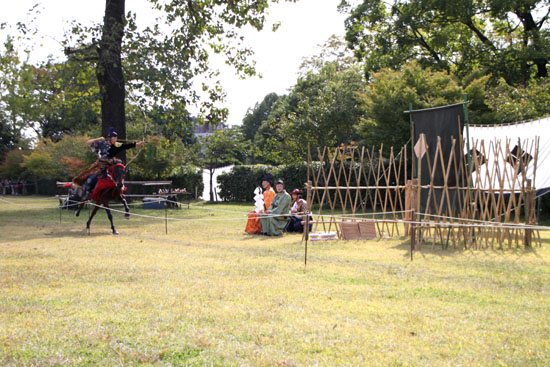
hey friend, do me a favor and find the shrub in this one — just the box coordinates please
[217,163,309,202]
[127,165,203,198]
[168,166,204,198]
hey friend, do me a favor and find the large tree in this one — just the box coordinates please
[97,0,126,140]
[340,0,550,84]
[65,0,298,149]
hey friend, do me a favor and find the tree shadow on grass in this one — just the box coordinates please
[0,215,130,242]
[52,230,112,238]
[0,227,116,243]
[240,233,293,241]
[392,237,544,260]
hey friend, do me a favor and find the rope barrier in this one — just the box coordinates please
[0,196,291,222]
[320,211,550,231]
[1,196,549,230]
[81,200,292,221]
[0,196,63,209]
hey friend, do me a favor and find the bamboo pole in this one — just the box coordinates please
[304,180,312,268]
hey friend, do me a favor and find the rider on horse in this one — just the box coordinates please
[72,128,145,198]
[71,128,145,234]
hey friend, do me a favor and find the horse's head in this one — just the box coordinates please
[112,163,125,183]
[108,163,126,192]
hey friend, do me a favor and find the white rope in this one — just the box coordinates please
[312,213,550,231]
[313,209,413,217]
[0,196,63,209]
[2,196,549,230]
[392,218,550,231]
[83,200,290,221]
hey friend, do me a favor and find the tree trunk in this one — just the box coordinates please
[515,9,549,80]
[209,167,214,202]
[97,0,126,159]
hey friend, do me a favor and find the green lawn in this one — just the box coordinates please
[1,196,550,366]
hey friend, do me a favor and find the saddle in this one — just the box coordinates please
[90,162,126,201]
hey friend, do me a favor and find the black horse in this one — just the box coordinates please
[74,162,130,235]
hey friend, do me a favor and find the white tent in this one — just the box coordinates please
[468,117,550,192]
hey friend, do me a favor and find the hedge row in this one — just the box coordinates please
[217,163,309,202]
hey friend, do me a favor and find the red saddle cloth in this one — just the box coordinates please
[90,163,126,201]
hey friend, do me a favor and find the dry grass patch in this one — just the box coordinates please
[1,196,550,366]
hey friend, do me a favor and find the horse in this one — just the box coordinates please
[74,162,130,235]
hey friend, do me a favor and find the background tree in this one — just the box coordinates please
[242,92,282,142]
[340,0,550,84]
[251,96,290,165]
[64,0,299,152]
[485,77,550,122]
[250,37,365,164]
[355,61,463,149]
[129,135,185,180]
[278,61,365,157]
[22,135,96,180]
[0,37,32,151]
[34,59,100,140]
[199,127,247,202]
[0,149,29,179]
[0,35,100,146]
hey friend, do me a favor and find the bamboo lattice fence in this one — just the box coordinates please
[306,136,541,249]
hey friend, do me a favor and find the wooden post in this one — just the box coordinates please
[416,163,422,251]
[404,179,412,235]
[524,179,533,248]
[410,179,419,260]
[409,103,415,180]
[469,202,477,249]
[164,199,168,234]
[304,180,312,268]
[410,210,415,260]
[537,196,542,223]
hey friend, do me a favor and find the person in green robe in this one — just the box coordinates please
[260,179,292,236]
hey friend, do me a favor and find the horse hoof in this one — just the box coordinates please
[75,211,80,217]
[124,213,130,220]
[112,230,119,235]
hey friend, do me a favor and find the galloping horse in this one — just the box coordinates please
[75,162,130,235]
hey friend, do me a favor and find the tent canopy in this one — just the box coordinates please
[468,117,550,192]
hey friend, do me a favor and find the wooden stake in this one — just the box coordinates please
[165,200,168,234]
[525,179,533,248]
[304,180,312,269]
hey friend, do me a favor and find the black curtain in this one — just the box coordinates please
[411,103,465,214]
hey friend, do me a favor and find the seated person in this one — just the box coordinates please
[245,174,275,234]
[285,189,312,233]
[260,179,292,236]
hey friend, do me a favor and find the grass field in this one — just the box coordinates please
[1,195,550,366]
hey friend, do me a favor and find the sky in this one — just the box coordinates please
[0,0,348,126]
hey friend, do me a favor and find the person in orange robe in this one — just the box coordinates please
[245,174,275,234]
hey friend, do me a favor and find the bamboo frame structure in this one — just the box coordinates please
[306,136,541,249]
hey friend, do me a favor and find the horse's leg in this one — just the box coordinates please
[86,204,100,234]
[104,203,118,235]
[75,202,84,217]
[121,195,130,219]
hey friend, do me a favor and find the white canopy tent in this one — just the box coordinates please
[468,117,550,193]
